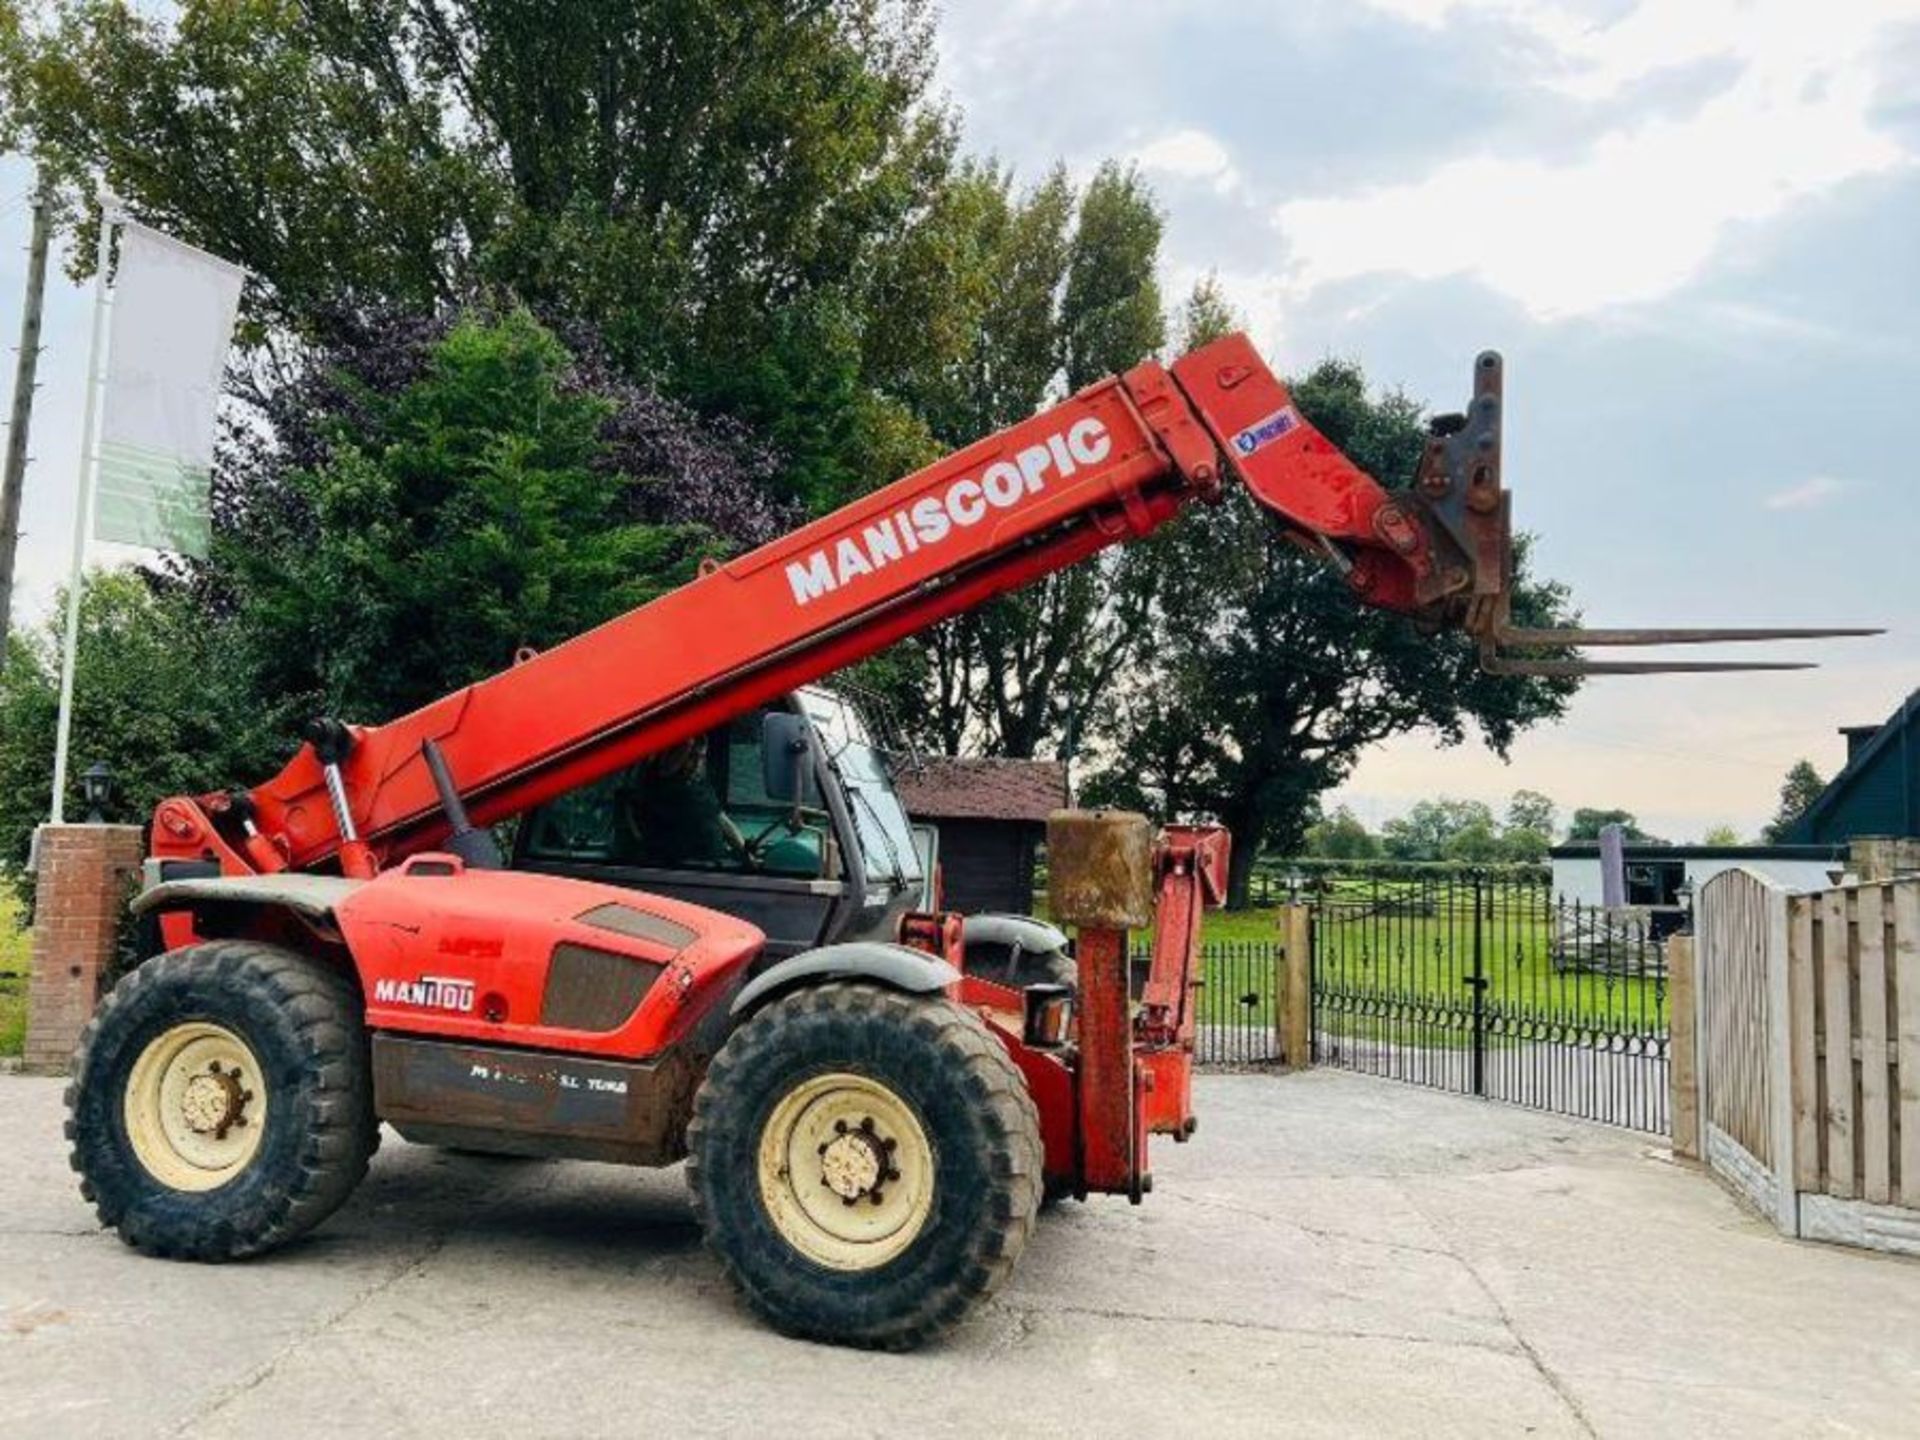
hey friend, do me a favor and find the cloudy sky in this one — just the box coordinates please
[3,0,1917,839]
[936,0,1919,839]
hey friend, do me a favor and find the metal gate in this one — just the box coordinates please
[1310,869,1671,1133]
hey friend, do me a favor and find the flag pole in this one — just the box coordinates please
[49,190,118,825]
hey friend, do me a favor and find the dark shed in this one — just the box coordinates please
[894,758,1068,916]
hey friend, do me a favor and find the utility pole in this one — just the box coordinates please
[0,172,53,659]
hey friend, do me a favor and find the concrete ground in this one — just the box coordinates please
[3,1070,1916,1439]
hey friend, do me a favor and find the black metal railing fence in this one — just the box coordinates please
[1152,865,1672,1133]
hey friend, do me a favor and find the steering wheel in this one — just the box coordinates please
[720,811,810,871]
[718,811,759,865]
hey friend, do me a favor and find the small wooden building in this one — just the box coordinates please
[894,758,1067,916]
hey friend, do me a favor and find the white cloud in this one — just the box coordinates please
[1277,0,1920,318]
[1133,128,1241,195]
[1764,476,1847,510]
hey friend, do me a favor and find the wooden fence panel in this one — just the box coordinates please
[1697,868,1790,1222]
[1821,887,1855,1200]
[1895,883,1919,1209]
[1787,894,1820,1191]
[1698,871,1920,1252]
[1857,886,1891,1205]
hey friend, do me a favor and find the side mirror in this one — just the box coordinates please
[761,712,811,804]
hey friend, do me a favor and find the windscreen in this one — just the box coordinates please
[798,690,925,888]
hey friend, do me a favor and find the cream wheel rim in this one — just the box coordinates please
[756,1071,935,1271]
[123,1022,267,1191]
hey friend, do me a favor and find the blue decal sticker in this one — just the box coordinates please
[1231,406,1300,457]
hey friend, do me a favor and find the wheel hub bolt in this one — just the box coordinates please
[818,1123,890,1203]
[180,1063,248,1139]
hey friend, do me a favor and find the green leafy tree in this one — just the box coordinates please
[867,162,1074,452]
[964,163,1166,759]
[1566,807,1661,843]
[209,310,732,727]
[1764,759,1826,842]
[1700,823,1743,845]
[1499,788,1557,861]
[1498,828,1551,864]
[3,0,953,507]
[872,164,1169,757]
[1060,162,1164,390]
[0,574,276,897]
[1171,271,1239,357]
[3,307,785,895]
[1084,358,1579,906]
[1444,816,1505,864]
[1382,798,1498,861]
[1305,805,1380,860]
[1505,788,1556,838]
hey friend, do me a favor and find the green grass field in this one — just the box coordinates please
[1,891,30,1058]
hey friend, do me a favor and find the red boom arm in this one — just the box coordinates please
[150,333,1859,876]
[152,334,1442,875]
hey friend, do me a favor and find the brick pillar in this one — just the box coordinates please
[22,825,145,1074]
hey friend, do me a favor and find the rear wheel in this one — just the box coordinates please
[687,982,1042,1350]
[963,941,1077,993]
[67,941,376,1260]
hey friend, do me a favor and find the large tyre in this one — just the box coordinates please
[66,941,377,1261]
[686,982,1042,1350]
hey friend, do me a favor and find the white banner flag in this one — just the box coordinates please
[94,220,245,557]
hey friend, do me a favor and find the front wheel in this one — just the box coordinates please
[686,982,1042,1350]
[66,941,376,1260]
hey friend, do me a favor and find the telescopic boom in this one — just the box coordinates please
[148,335,1874,878]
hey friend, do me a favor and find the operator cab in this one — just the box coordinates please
[513,687,925,961]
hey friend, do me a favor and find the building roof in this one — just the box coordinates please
[893,757,1068,824]
[1549,842,1842,862]
[1786,688,1920,844]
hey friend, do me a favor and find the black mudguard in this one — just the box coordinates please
[729,941,958,1019]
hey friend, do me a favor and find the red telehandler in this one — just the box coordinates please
[65,336,1866,1349]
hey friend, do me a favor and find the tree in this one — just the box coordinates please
[1764,759,1826,842]
[3,0,955,508]
[1499,788,1557,862]
[1060,163,1165,391]
[872,163,1169,757]
[1305,805,1380,860]
[1566,808,1661,843]
[1700,823,1742,845]
[1498,826,1551,864]
[7,2,1192,769]
[1444,815,1505,864]
[1084,358,1579,906]
[1382,798,1498,861]
[0,574,275,897]
[1505,789,1556,839]
[203,308,779,728]
[1170,272,1239,357]
[866,162,1073,453]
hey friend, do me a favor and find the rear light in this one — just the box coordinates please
[1022,983,1073,1049]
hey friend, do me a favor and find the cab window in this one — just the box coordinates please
[520,711,829,878]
